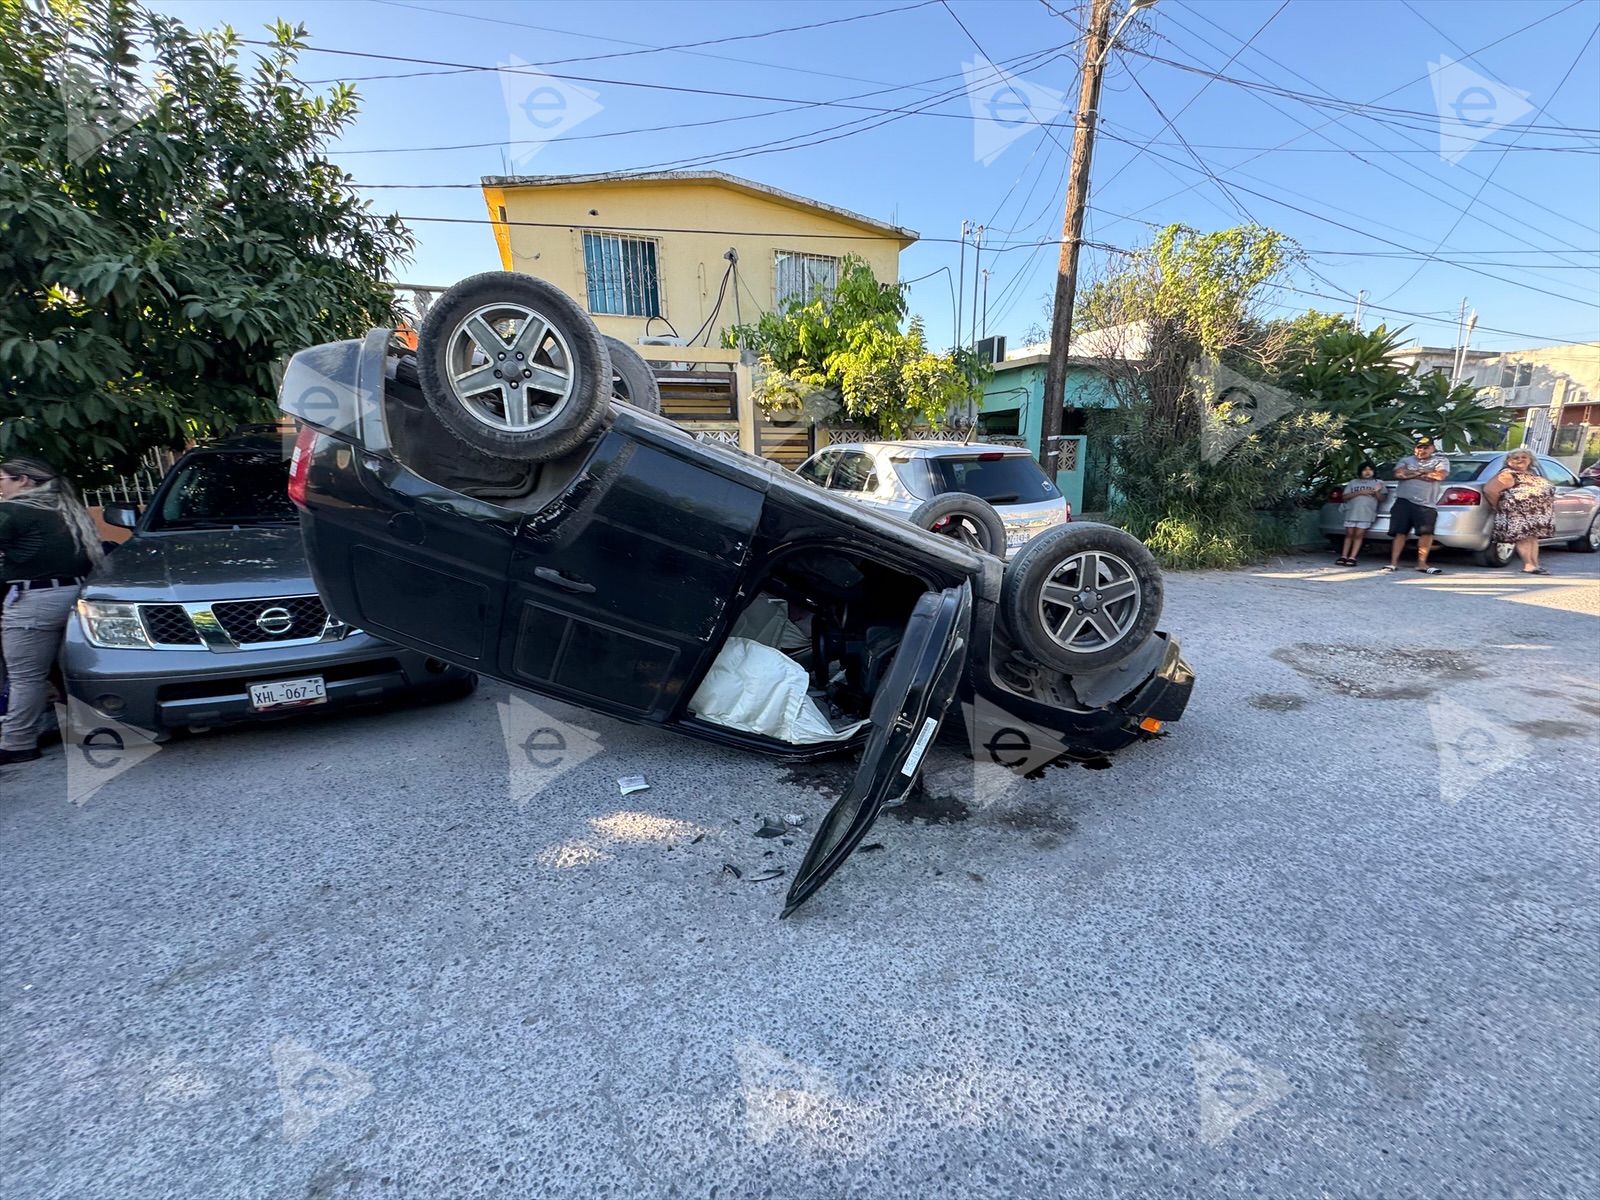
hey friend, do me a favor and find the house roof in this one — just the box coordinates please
[990,353,1128,371]
[480,170,918,245]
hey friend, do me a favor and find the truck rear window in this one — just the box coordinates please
[896,455,1057,504]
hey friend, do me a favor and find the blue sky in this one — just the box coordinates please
[149,0,1600,353]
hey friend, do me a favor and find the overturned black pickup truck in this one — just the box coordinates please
[279,272,1194,915]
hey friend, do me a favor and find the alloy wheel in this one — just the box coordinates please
[1035,549,1142,654]
[442,302,576,432]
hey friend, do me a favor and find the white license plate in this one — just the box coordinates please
[249,675,327,711]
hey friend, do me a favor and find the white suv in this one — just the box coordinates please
[796,441,1070,557]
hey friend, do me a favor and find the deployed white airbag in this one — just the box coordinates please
[689,637,867,744]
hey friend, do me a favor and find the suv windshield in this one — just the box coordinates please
[146,451,296,530]
[1375,458,1492,483]
[895,454,1057,505]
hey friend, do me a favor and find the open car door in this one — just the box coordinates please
[783,582,973,917]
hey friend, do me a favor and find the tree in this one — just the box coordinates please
[1282,323,1498,486]
[1068,224,1339,567]
[0,0,413,480]
[724,255,985,438]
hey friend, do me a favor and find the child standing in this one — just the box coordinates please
[1336,462,1383,566]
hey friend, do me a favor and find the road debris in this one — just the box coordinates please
[617,776,650,796]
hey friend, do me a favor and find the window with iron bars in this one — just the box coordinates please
[582,232,662,318]
[774,251,840,310]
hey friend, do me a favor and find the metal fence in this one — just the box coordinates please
[82,448,178,508]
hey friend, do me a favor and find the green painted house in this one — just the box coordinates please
[976,353,1121,515]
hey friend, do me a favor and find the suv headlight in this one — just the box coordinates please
[77,601,152,649]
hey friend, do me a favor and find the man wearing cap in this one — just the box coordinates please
[1383,436,1450,574]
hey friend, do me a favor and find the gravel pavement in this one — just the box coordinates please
[3,551,1597,1199]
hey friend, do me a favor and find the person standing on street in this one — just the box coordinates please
[1483,448,1556,575]
[0,457,104,764]
[1383,436,1450,575]
[1335,461,1384,565]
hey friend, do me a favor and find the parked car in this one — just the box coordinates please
[795,441,1070,557]
[277,272,1194,916]
[1579,460,1600,488]
[63,434,477,741]
[1318,451,1600,565]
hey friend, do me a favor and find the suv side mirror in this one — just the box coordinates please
[102,503,140,529]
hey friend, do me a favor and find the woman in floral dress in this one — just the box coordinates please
[1484,449,1556,574]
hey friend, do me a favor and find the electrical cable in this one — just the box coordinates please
[250,37,1073,126]
[1093,0,1290,198]
[1093,132,1600,308]
[361,0,943,89]
[333,38,1073,155]
[1377,21,1600,302]
[685,258,735,347]
[1163,1,1598,276]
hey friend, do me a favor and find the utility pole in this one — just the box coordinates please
[981,268,991,343]
[955,220,968,354]
[1449,296,1468,384]
[1038,0,1155,479]
[1353,289,1365,331]
[969,224,984,351]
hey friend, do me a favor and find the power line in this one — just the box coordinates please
[1165,1,1598,271]
[389,212,1077,254]
[355,42,1075,181]
[249,37,1067,125]
[1093,0,1290,198]
[1097,4,1599,301]
[1094,132,1600,308]
[1267,281,1594,345]
[1377,20,1600,302]
[361,0,943,90]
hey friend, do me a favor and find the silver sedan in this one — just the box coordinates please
[1318,451,1600,566]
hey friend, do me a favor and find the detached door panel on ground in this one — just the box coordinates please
[784,582,973,917]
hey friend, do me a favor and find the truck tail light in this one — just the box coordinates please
[287,424,316,507]
[1438,486,1482,507]
[1329,486,1344,503]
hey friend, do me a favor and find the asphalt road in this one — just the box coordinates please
[3,551,1597,1200]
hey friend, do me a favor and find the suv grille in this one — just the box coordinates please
[210,595,329,644]
[141,604,202,647]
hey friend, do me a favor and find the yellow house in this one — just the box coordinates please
[478,170,917,347]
